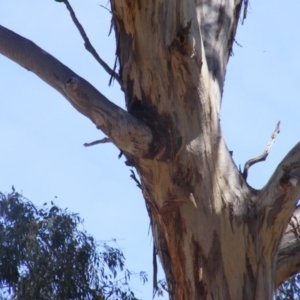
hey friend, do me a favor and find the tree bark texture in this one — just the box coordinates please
[1,0,300,299]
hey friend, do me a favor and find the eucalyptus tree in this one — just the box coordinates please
[1,0,300,299]
[0,189,147,299]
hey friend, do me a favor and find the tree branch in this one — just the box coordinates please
[243,121,280,180]
[63,0,121,85]
[276,206,300,286]
[0,25,152,157]
[84,137,111,147]
[257,142,300,254]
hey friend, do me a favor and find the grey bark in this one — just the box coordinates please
[1,0,300,299]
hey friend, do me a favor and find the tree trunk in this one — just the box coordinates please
[1,0,300,299]
[110,1,300,299]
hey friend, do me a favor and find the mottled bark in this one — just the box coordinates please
[109,1,300,299]
[1,0,300,299]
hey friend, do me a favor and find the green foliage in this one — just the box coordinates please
[0,189,147,299]
[275,274,300,300]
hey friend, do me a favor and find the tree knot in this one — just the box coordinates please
[65,77,79,90]
[172,19,194,56]
[176,19,192,44]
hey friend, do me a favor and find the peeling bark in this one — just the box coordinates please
[109,1,300,299]
[1,0,300,299]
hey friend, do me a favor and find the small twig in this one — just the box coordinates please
[84,137,111,147]
[63,0,122,86]
[242,0,249,25]
[234,39,242,48]
[243,121,280,180]
[130,170,142,189]
[99,4,111,14]
[118,151,123,159]
[109,53,118,86]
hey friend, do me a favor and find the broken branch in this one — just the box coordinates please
[84,137,111,147]
[243,121,280,180]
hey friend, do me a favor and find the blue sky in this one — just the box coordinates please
[0,1,299,298]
